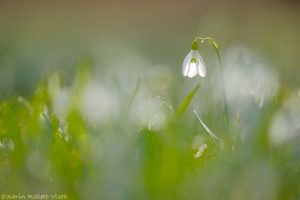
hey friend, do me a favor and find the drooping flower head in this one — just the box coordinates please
[182,40,206,78]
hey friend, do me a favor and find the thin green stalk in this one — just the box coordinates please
[194,37,229,125]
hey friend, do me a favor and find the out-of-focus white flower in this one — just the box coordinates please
[269,93,300,146]
[52,88,70,119]
[48,72,71,119]
[80,81,119,125]
[182,50,206,78]
[130,95,162,128]
[222,46,279,108]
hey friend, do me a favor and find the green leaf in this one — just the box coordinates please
[176,84,200,117]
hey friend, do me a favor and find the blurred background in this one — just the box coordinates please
[1,0,300,97]
[0,0,300,199]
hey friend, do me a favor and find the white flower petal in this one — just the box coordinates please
[194,51,206,77]
[182,51,192,76]
[187,62,198,78]
[183,62,190,77]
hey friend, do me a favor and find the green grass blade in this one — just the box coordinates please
[193,110,224,149]
[176,84,200,117]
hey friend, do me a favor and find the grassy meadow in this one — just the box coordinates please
[0,1,300,199]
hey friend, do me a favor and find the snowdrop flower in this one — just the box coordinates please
[182,41,206,78]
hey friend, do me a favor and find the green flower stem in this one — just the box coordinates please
[191,39,199,50]
[194,37,229,126]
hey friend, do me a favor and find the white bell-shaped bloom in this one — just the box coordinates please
[182,50,206,78]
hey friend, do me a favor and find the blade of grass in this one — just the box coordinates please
[193,110,223,149]
[176,84,200,117]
